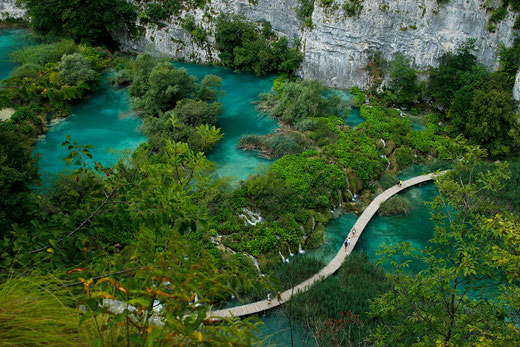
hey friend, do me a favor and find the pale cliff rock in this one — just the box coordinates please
[1,0,517,90]
[0,0,24,19]
[302,0,515,88]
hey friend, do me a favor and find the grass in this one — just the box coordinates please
[0,275,91,346]
[287,253,392,346]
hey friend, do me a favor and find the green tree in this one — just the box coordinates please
[449,72,518,156]
[0,122,38,235]
[387,52,420,108]
[370,146,518,345]
[18,0,139,45]
[57,53,98,87]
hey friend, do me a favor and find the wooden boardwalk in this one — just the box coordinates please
[209,172,441,319]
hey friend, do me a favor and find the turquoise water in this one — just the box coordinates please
[34,74,146,181]
[172,62,278,181]
[356,183,437,272]
[346,107,364,128]
[255,311,315,346]
[0,28,32,80]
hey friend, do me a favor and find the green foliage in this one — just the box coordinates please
[215,14,303,75]
[297,0,315,28]
[182,15,207,44]
[379,195,413,216]
[271,153,347,209]
[9,39,78,66]
[18,0,139,45]
[0,122,38,235]
[427,39,478,110]
[270,79,343,124]
[57,53,98,86]
[343,0,364,17]
[0,275,91,345]
[324,129,385,184]
[349,86,366,107]
[370,147,517,345]
[448,71,517,156]
[394,146,414,168]
[387,52,420,108]
[238,132,305,158]
[291,253,392,346]
[498,33,520,86]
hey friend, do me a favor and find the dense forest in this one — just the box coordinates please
[1,1,520,346]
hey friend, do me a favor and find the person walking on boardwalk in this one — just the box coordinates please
[351,227,356,235]
[344,237,351,251]
[267,293,271,304]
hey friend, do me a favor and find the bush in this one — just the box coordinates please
[58,53,98,86]
[10,40,78,66]
[215,14,303,75]
[394,146,414,168]
[379,195,413,216]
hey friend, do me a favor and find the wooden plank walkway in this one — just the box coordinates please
[209,172,442,319]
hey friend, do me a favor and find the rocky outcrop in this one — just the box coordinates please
[2,0,517,89]
[0,0,24,19]
[302,0,515,88]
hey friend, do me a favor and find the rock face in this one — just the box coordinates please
[0,0,24,19]
[2,0,517,89]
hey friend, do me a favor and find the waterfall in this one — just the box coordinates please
[380,138,386,148]
[279,251,289,263]
[239,208,263,226]
[246,253,261,273]
[298,243,305,254]
[311,216,316,230]
[288,245,294,257]
[381,154,391,170]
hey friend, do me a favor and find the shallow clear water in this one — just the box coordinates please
[255,311,315,347]
[0,28,32,80]
[172,62,278,181]
[355,183,437,272]
[33,74,146,181]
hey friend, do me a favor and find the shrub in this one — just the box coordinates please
[379,195,413,216]
[394,146,414,168]
[58,53,98,86]
[215,14,303,75]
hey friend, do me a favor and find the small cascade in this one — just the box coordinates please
[239,208,263,226]
[311,216,316,230]
[298,243,305,254]
[279,251,289,263]
[288,245,294,257]
[245,253,262,273]
[380,138,386,148]
[381,154,391,170]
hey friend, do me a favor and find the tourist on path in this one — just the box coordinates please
[344,237,351,251]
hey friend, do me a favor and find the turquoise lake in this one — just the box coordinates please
[172,62,277,181]
[0,28,32,80]
[33,74,146,182]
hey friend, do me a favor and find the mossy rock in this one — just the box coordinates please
[305,223,325,249]
[346,170,364,194]
[384,139,397,156]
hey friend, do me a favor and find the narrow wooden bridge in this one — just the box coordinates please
[209,172,442,319]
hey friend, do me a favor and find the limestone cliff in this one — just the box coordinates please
[2,0,517,90]
[0,0,24,19]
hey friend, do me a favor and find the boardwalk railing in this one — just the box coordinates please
[209,172,442,319]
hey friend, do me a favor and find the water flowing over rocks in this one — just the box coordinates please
[0,0,24,19]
